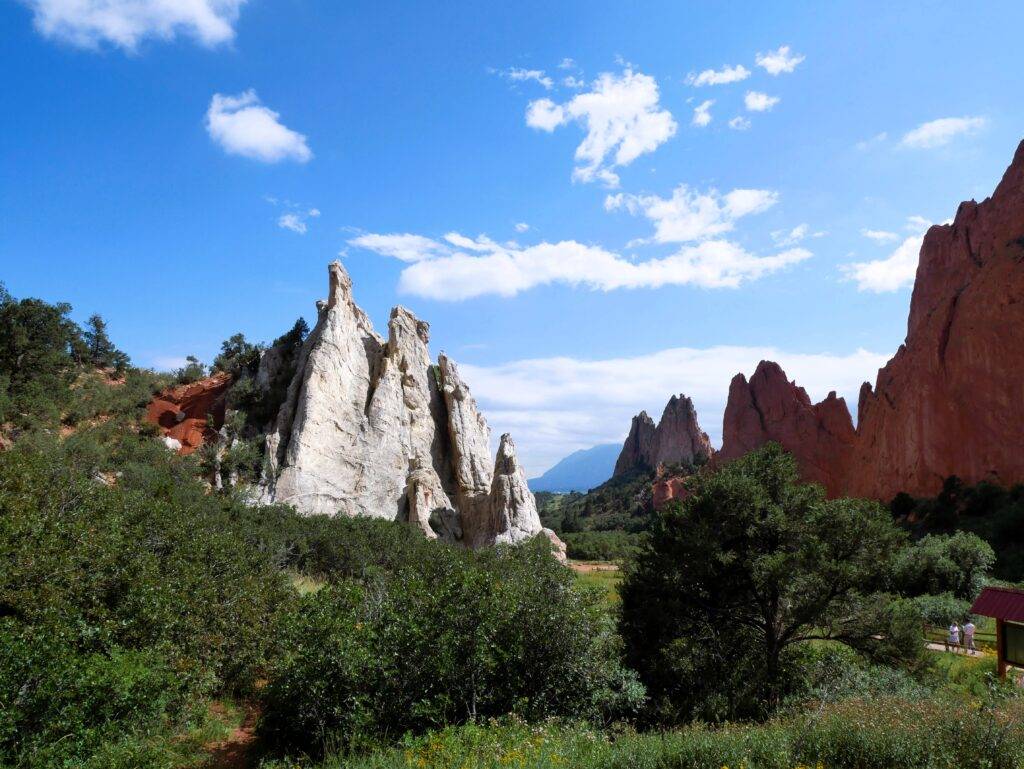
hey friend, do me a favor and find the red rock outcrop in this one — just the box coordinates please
[720,139,1024,500]
[847,139,1024,498]
[718,362,856,497]
[652,465,692,509]
[614,394,712,477]
[145,372,232,455]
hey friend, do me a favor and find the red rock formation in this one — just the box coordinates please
[652,466,692,509]
[145,372,232,455]
[614,395,712,477]
[848,139,1024,498]
[720,140,1024,500]
[718,362,855,497]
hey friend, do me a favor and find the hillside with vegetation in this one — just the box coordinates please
[2,284,1024,769]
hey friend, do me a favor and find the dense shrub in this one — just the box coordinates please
[562,530,646,561]
[0,434,297,766]
[895,477,1024,581]
[291,695,1024,769]
[0,623,187,768]
[620,444,924,724]
[259,542,644,755]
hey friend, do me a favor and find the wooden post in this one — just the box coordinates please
[997,618,1007,680]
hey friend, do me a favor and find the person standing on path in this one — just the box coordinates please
[963,620,976,655]
[947,621,961,653]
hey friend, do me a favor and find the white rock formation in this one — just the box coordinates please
[259,261,557,552]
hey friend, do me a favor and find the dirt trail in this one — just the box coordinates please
[205,702,260,769]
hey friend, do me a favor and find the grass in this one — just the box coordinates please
[570,562,622,606]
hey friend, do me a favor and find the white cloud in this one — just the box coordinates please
[278,213,307,234]
[351,229,808,301]
[855,132,888,151]
[691,99,714,127]
[606,184,778,244]
[562,75,585,89]
[900,116,987,149]
[686,64,751,87]
[755,45,805,75]
[514,222,530,233]
[23,0,245,50]
[770,223,826,247]
[347,233,447,263]
[205,90,312,163]
[905,215,931,233]
[861,229,900,243]
[525,68,677,187]
[728,116,751,131]
[459,345,888,476]
[524,98,566,131]
[505,67,554,90]
[843,235,923,292]
[558,58,577,70]
[745,91,780,112]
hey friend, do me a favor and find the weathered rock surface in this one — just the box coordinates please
[145,372,232,454]
[613,394,712,477]
[259,261,551,550]
[719,140,1024,500]
[718,362,856,497]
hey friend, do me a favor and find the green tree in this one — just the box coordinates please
[213,332,262,378]
[0,286,84,424]
[174,355,206,385]
[82,314,129,373]
[620,443,919,722]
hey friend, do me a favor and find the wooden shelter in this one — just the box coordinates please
[970,586,1024,680]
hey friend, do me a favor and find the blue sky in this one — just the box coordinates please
[3,1,1023,474]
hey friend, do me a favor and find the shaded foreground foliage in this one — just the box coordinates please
[620,444,994,724]
[280,693,1024,769]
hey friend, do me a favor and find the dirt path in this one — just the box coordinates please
[569,561,620,574]
[205,702,260,769]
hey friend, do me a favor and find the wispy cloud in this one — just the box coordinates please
[206,90,312,163]
[745,91,780,112]
[525,68,677,188]
[728,116,751,131]
[23,0,246,51]
[605,184,778,244]
[755,45,805,75]
[504,67,554,90]
[900,116,987,149]
[861,229,900,243]
[691,99,714,127]
[686,64,751,87]
[350,230,809,301]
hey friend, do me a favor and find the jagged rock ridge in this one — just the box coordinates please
[720,139,1024,499]
[259,261,560,552]
[613,394,712,477]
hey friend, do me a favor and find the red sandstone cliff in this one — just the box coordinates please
[719,140,1024,500]
[718,362,856,497]
[145,372,232,454]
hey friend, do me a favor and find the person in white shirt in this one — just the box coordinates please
[963,620,976,655]
[947,622,960,653]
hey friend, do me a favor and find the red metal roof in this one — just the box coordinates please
[970,586,1024,622]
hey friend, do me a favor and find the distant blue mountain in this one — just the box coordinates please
[528,444,620,493]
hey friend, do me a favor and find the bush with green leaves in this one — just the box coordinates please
[620,443,927,724]
[259,541,644,755]
[0,435,295,765]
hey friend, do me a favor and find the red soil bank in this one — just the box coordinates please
[145,372,232,455]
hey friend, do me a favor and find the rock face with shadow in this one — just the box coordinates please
[613,394,712,478]
[259,261,560,551]
[719,140,1024,500]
